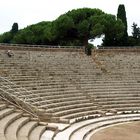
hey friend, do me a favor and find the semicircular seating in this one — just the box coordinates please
[0,46,140,140]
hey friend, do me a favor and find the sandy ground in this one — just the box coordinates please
[90,121,140,140]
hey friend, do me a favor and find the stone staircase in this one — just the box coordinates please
[0,98,48,140]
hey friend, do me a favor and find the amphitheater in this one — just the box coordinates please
[0,44,140,140]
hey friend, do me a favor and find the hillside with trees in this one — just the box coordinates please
[0,7,133,47]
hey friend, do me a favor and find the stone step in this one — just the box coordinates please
[26,89,82,97]
[17,121,38,140]
[84,87,140,92]
[41,99,90,109]
[81,84,140,89]
[5,117,30,140]
[13,80,73,86]
[95,97,140,102]
[102,103,140,110]
[44,96,86,103]
[32,96,87,106]
[100,100,140,106]
[89,90,140,97]
[26,93,85,103]
[0,112,22,140]
[47,102,94,113]
[61,110,100,119]
[54,106,97,117]
[0,104,7,110]
[0,108,14,120]
[29,125,47,140]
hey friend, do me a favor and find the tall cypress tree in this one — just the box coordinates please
[11,23,18,34]
[117,4,128,46]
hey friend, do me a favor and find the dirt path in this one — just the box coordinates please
[90,121,140,140]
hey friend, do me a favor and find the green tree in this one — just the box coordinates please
[0,32,13,43]
[56,8,124,48]
[52,8,105,46]
[132,22,140,39]
[12,21,52,45]
[43,22,54,44]
[77,19,90,46]
[128,22,140,46]
[127,36,137,46]
[0,8,125,48]
[91,14,125,46]
[11,23,18,34]
[0,23,19,43]
[117,4,128,46]
[53,15,75,45]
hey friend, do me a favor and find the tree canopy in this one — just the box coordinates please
[0,8,125,47]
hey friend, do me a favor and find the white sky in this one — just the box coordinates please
[0,0,139,35]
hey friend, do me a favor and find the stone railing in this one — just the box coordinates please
[0,76,52,122]
[0,43,83,52]
[93,46,140,52]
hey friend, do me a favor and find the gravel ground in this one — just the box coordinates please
[90,121,140,140]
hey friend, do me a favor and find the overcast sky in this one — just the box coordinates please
[0,0,139,35]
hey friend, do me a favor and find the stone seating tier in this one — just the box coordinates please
[0,99,50,140]
[0,48,140,123]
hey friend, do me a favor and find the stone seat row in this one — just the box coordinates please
[1,81,140,120]
[0,99,50,140]
[1,86,140,119]
[66,114,140,140]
